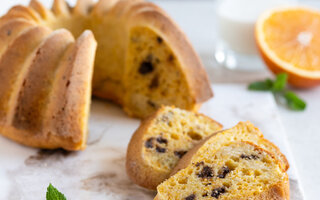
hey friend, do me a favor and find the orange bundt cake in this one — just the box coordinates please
[0,0,212,150]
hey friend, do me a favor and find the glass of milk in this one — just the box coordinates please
[214,0,297,71]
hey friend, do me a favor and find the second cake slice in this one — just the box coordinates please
[126,106,223,190]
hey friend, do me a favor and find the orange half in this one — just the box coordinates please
[256,7,320,88]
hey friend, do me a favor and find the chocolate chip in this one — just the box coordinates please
[211,187,226,198]
[174,150,188,158]
[156,136,168,144]
[185,194,195,200]
[202,193,208,197]
[147,100,156,108]
[156,145,166,153]
[217,166,230,179]
[197,166,214,178]
[149,75,159,89]
[139,61,154,74]
[157,36,163,44]
[145,138,154,148]
[195,161,204,167]
[7,30,11,36]
[168,54,174,62]
[240,154,259,160]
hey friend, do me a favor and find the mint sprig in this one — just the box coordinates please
[46,184,67,200]
[248,73,306,111]
[284,91,306,111]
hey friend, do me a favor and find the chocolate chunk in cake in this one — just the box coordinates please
[217,166,230,179]
[156,36,163,44]
[139,59,154,74]
[156,136,168,144]
[197,165,214,178]
[240,154,259,160]
[156,145,166,153]
[145,137,154,148]
[211,187,226,198]
[185,194,195,200]
[195,161,204,167]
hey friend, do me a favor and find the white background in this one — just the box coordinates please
[0,0,319,199]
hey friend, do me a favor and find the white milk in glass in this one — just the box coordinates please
[215,0,296,70]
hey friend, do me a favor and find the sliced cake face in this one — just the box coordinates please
[123,26,195,118]
[126,106,222,190]
[142,107,222,171]
[172,121,289,174]
[156,142,289,200]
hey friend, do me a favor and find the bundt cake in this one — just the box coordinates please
[126,106,223,190]
[155,141,289,200]
[0,0,212,149]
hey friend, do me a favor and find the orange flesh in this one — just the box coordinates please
[263,9,320,71]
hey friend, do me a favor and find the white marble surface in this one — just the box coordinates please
[0,0,319,199]
[0,85,303,199]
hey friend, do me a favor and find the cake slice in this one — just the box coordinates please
[44,30,97,150]
[173,122,289,174]
[155,141,289,200]
[126,106,223,190]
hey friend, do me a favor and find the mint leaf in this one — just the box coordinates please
[272,73,288,91]
[248,73,307,111]
[284,91,306,111]
[248,79,273,91]
[46,184,67,200]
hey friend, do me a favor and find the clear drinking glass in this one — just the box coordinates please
[214,0,298,71]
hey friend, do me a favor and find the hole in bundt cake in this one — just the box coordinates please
[170,133,179,140]
[254,170,262,177]
[241,168,251,176]
[187,131,202,140]
[178,177,188,184]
